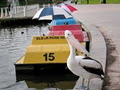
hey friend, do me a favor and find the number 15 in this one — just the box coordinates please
[43,53,55,61]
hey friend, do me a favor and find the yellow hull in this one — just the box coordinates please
[15,36,86,65]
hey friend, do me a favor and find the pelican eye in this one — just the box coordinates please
[68,33,72,36]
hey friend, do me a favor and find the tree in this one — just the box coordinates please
[101,0,106,4]
[87,0,89,4]
[0,0,7,7]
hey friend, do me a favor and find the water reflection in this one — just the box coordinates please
[17,72,78,89]
[0,24,78,89]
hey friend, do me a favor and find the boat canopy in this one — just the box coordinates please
[49,18,77,26]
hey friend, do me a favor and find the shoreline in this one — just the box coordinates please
[0,17,51,28]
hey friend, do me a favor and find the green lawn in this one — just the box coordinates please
[78,0,120,4]
[108,0,120,3]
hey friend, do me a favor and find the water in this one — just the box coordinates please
[0,24,78,90]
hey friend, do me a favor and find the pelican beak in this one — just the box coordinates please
[68,35,90,56]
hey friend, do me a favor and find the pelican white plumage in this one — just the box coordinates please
[65,30,104,89]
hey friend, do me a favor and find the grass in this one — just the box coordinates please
[78,0,120,4]
[108,0,120,4]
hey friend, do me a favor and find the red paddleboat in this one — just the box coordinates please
[48,24,90,55]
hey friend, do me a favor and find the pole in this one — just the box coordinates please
[10,7,13,18]
[14,6,17,14]
[24,6,26,17]
[1,8,4,17]
[5,8,8,17]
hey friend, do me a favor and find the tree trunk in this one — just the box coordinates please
[102,0,106,4]
[87,0,89,4]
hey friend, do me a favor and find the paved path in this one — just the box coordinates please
[72,4,120,90]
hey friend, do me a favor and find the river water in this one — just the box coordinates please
[0,24,78,90]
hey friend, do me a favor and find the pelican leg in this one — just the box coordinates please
[79,78,86,89]
[82,78,85,86]
[87,79,90,90]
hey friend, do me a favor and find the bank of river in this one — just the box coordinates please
[0,17,51,28]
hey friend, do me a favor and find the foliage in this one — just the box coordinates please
[55,0,63,4]
[19,0,63,5]
[0,0,7,7]
[19,0,51,5]
[78,0,120,4]
[107,0,120,4]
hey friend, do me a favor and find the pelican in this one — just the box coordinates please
[65,30,104,89]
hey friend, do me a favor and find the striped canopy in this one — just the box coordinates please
[58,3,77,14]
[33,6,72,20]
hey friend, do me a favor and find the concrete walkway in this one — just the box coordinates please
[72,4,120,90]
